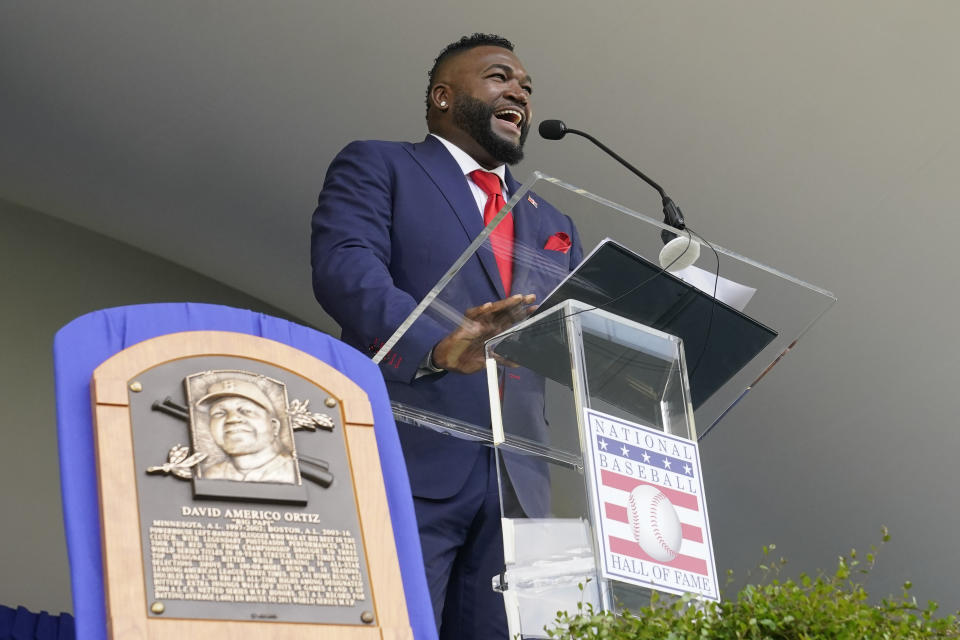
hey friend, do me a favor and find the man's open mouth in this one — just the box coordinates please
[494,108,524,128]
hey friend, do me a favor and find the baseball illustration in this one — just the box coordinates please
[628,484,683,562]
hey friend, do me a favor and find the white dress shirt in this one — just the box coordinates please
[430,134,509,215]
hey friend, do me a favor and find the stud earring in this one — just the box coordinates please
[440,101,447,108]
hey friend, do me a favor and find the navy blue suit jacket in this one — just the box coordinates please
[311,135,582,516]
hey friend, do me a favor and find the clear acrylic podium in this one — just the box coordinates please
[372,173,835,638]
[486,299,697,637]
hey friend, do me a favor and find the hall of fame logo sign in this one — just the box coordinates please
[585,408,719,601]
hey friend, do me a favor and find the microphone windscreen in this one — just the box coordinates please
[538,119,567,140]
[658,236,701,272]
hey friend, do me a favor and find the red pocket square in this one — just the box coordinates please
[543,232,571,253]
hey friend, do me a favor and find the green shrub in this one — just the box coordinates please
[546,530,959,639]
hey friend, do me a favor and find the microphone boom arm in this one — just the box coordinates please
[546,122,686,235]
[564,127,666,201]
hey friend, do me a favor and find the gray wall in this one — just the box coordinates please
[0,200,305,614]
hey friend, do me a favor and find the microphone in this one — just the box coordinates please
[537,119,700,271]
[538,119,567,140]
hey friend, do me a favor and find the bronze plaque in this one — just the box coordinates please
[133,357,371,624]
[91,331,410,639]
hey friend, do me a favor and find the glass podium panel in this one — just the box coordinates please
[378,171,835,443]
[486,299,694,460]
[489,301,697,637]
[493,513,600,639]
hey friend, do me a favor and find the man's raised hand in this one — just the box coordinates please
[431,294,536,374]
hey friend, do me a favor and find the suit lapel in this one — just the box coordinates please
[506,170,541,296]
[406,136,505,298]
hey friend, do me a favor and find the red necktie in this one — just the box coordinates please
[469,169,514,296]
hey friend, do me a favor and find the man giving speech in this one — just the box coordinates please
[311,33,582,639]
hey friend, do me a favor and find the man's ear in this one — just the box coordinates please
[431,84,451,111]
[271,418,281,437]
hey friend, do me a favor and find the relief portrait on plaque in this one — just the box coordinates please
[191,374,298,484]
[147,369,338,503]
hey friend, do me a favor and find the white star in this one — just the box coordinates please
[598,438,609,451]
[684,464,692,475]
[663,458,672,469]
[621,445,630,457]
[641,451,651,463]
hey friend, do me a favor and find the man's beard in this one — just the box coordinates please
[452,94,529,165]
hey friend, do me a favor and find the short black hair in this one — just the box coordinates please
[426,33,515,115]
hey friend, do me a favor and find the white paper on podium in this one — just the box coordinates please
[672,264,756,312]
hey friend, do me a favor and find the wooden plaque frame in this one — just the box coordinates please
[91,331,412,640]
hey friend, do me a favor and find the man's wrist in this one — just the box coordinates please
[425,346,446,373]
[414,346,446,378]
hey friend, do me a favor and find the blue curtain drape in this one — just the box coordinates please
[0,605,74,640]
